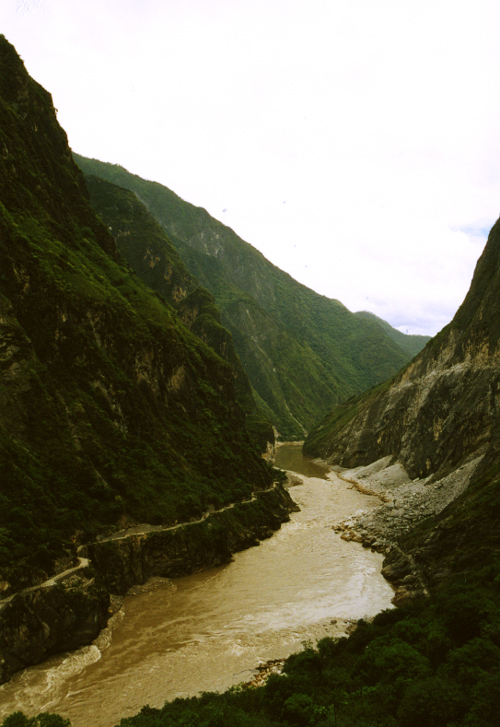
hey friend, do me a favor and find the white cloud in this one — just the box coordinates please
[1,0,500,336]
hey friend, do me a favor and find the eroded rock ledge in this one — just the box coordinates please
[86,485,298,595]
[0,485,297,685]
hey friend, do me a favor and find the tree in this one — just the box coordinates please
[1,713,71,727]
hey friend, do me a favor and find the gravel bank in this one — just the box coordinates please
[331,454,484,604]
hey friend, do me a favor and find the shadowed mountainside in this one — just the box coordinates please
[81,174,274,449]
[0,35,275,594]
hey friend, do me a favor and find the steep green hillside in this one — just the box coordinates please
[0,35,273,592]
[81,174,273,448]
[355,310,430,358]
[73,154,417,439]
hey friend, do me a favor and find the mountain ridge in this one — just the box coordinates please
[74,154,428,439]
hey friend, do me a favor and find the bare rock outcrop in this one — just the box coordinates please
[0,570,109,685]
[333,455,484,603]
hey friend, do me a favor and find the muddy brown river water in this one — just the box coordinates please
[0,444,394,726]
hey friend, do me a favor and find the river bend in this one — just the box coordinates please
[0,444,394,726]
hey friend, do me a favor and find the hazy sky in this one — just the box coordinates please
[3,0,500,335]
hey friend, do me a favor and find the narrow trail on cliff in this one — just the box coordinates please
[0,446,395,727]
[0,485,280,612]
[0,558,90,611]
[99,483,278,543]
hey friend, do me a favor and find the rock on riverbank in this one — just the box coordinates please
[332,455,483,605]
[0,568,109,685]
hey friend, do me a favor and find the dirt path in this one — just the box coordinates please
[0,557,90,610]
[0,486,277,610]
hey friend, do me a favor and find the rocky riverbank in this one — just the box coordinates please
[329,454,483,605]
[0,567,109,685]
[0,484,297,685]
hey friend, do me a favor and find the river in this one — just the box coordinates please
[0,444,394,726]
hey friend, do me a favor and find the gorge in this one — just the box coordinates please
[2,30,500,727]
[0,31,420,686]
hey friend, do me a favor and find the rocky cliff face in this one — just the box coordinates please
[0,570,109,685]
[305,218,500,595]
[82,175,259,416]
[305,220,500,480]
[0,37,276,598]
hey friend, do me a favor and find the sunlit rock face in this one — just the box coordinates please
[304,218,500,595]
[306,217,500,482]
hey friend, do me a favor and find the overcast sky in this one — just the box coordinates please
[2,0,500,336]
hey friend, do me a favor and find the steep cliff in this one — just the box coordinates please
[0,569,109,685]
[73,154,427,439]
[0,35,275,596]
[304,217,500,593]
[304,220,500,478]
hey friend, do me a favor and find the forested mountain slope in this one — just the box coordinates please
[0,35,274,595]
[74,154,426,439]
[81,174,273,449]
[355,310,431,358]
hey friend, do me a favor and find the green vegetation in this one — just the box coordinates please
[1,714,70,727]
[81,174,258,419]
[0,35,272,589]
[354,311,431,358]
[73,154,425,439]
